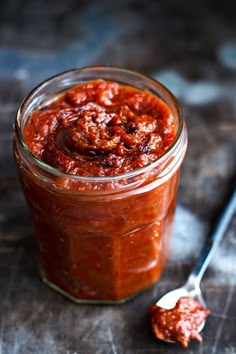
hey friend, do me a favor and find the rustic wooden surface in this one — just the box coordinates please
[0,1,236,353]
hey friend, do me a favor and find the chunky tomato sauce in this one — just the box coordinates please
[17,78,184,302]
[150,297,210,348]
[24,80,176,177]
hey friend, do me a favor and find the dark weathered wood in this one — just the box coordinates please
[0,1,236,353]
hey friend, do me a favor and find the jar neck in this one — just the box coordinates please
[14,124,187,197]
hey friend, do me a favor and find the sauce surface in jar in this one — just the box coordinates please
[24,80,176,178]
[16,73,186,303]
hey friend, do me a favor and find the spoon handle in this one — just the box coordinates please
[187,186,236,288]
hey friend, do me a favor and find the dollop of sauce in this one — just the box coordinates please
[149,297,210,348]
[24,80,176,176]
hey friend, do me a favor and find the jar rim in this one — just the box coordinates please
[15,65,184,182]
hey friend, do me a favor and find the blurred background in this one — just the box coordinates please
[0,1,236,353]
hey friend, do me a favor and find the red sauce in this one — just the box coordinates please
[24,80,176,177]
[16,78,184,302]
[150,297,210,348]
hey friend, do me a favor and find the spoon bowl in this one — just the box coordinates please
[156,286,198,309]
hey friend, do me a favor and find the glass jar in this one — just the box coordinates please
[13,67,187,303]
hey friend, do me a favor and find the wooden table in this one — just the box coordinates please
[0,1,236,353]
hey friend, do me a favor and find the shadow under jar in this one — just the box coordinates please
[13,67,187,303]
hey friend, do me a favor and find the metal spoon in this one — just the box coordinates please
[155,186,236,337]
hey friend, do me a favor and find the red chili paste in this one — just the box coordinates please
[24,80,176,177]
[150,297,210,348]
[20,79,181,302]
